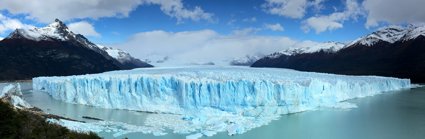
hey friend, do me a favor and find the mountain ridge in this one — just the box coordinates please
[0,19,152,81]
[252,25,425,83]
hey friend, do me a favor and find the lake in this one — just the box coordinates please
[16,82,425,139]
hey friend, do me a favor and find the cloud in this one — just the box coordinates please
[308,0,326,11]
[142,0,213,22]
[302,0,362,33]
[242,17,257,22]
[262,0,325,19]
[0,37,3,40]
[68,21,100,37]
[0,13,35,34]
[263,0,308,19]
[363,0,425,28]
[231,28,262,36]
[264,23,284,31]
[0,0,212,23]
[111,29,321,66]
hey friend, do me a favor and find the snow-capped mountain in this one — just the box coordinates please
[0,19,151,80]
[8,19,76,41]
[7,19,151,68]
[230,55,263,66]
[143,55,264,67]
[7,19,101,52]
[349,25,425,46]
[96,45,151,69]
[252,25,425,82]
[266,41,346,59]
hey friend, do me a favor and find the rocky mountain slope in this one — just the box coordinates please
[252,26,425,82]
[0,19,152,80]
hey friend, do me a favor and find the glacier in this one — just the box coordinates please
[1,83,33,109]
[33,66,411,137]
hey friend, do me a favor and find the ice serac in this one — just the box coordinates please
[33,66,411,116]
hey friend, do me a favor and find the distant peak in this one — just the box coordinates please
[4,18,79,42]
[47,18,67,29]
[350,25,425,46]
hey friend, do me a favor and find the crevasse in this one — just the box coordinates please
[32,66,411,116]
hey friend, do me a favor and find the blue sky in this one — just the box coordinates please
[0,0,372,43]
[0,0,424,65]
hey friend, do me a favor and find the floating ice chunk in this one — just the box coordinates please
[47,118,167,137]
[202,130,217,137]
[227,123,244,135]
[186,133,203,139]
[47,118,104,133]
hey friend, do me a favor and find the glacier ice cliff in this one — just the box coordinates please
[33,66,411,115]
[33,66,411,137]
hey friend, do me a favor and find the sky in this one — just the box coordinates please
[0,0,424,65]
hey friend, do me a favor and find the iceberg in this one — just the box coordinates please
[33,66,411,137]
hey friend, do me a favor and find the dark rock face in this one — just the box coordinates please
[0,39,122,80]
[252,36,425,83]
[119,58,153,69]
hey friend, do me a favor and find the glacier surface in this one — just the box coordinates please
[33,66,411,137]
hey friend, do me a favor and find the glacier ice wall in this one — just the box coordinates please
[33,66,411,116]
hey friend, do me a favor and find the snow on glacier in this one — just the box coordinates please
[33,66,411,137]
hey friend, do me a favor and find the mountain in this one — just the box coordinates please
[0,19,152,81]
[252,25,425,83]
[96,45,152,69]
[267,41,346,57]
[230,55,263,66]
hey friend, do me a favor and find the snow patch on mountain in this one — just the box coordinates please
[95,44,152,68]
[266,41,346,59]
[350,25,425,46]
[403,26,425,40]
[96,45,140,64]
[230,55,263,66]
[5,19,101,51]
[7,19,73,41]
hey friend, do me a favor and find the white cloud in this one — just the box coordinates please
[363,0,425,28]
[0,0,212,23]
[68,21,100,37]
[111,29,321,66]
[263,0,308,19]
[242,17,257,22]
[262,0,325,19]
[0,13,35,34]
[142,0,213,22]
[302,0,362,33]
[302,16,344,33]
[264,23,284,31]
[308,0,326,11]
[232,28,262,36]
[0,37,3,41]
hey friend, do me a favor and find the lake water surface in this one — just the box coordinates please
[17,82,425,139]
